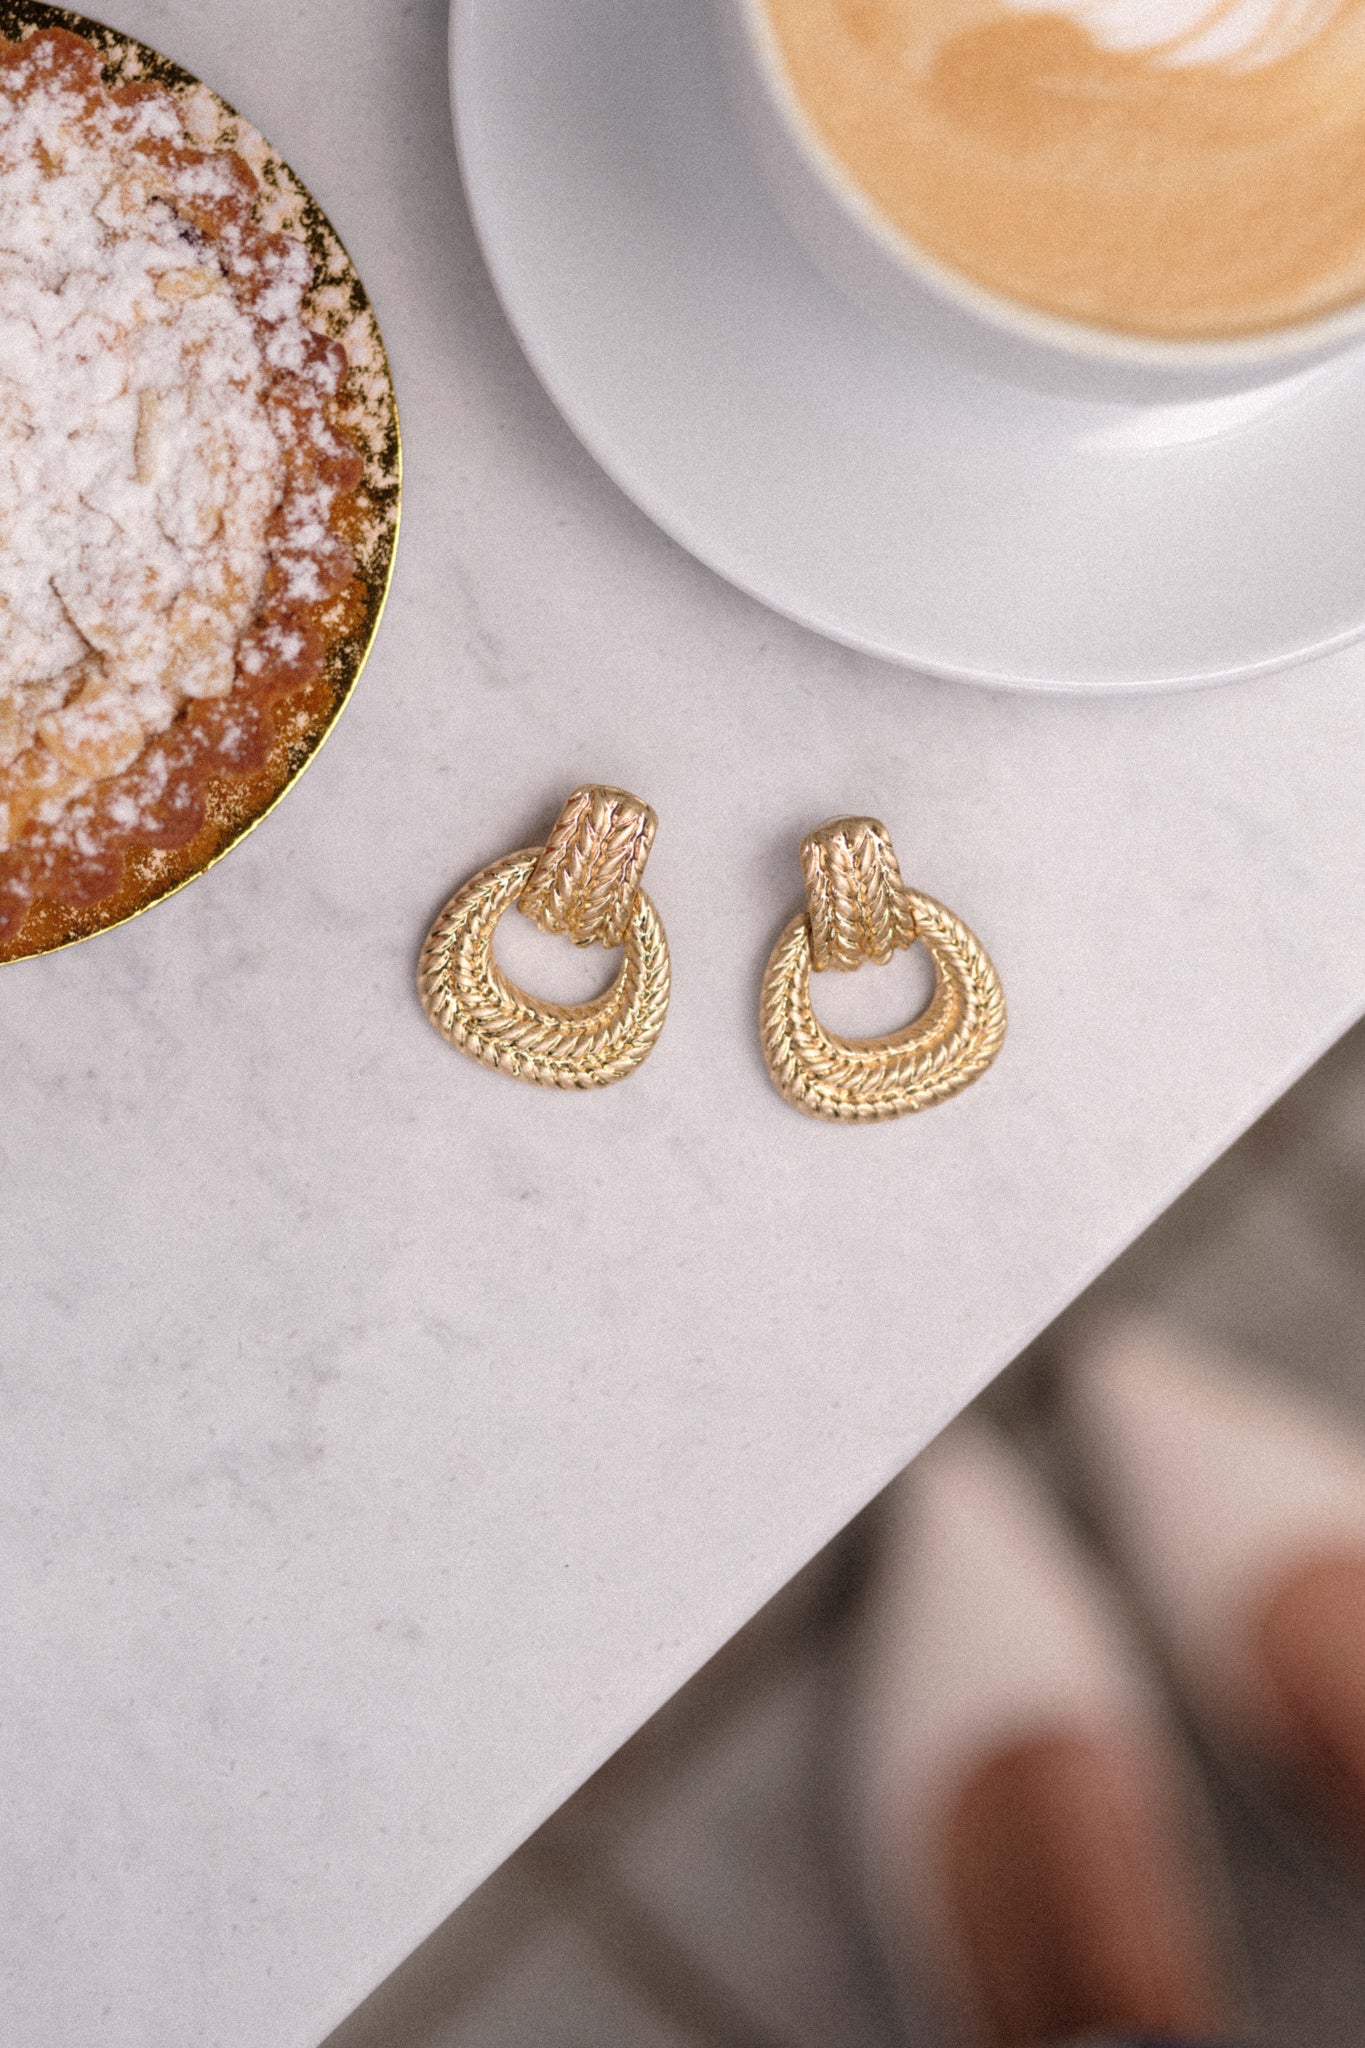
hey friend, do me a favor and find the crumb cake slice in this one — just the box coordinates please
[0,22,386,957]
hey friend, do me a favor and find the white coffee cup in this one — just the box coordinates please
[717,0,1365,405]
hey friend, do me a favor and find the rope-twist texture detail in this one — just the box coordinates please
[801,818,917,972]
[419,849,670,1089]
[760,888,1006,1122]
[519,786,657,951]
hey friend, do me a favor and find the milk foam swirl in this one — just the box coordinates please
[1029,0,1340,67]
[761,0,1365,339]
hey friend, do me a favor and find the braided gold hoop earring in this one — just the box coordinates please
[419,785,670,1089]
[760,816,1005,1123]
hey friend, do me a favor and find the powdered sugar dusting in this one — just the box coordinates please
[0,27,355,861]
[0,15,398,963]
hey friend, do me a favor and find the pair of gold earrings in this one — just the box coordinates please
[418,784,1005,1123]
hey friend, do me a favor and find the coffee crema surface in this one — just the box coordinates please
[758,0,1365,339]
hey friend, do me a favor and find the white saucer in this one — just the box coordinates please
[451,0,1365,691]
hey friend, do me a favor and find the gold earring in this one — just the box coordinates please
[419,785,670,1088]
[760,815,1005,1122]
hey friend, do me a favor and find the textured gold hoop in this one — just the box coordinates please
[419,786,670,1089]
[761,816,1005,1123]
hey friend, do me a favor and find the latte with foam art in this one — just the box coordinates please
[758,0,1365,339]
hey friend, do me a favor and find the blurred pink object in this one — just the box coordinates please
[847,1418,1233,2047]
[1067,1314,1365,1858]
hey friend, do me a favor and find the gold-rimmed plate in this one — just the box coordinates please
[0,2,401,963]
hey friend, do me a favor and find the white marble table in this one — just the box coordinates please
[5,3,1365,2044]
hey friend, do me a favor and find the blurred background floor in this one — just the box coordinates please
[324,1019,1365,2048]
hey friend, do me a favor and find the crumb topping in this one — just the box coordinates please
[0,27,363,928]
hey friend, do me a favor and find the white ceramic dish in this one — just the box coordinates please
[450,0,1365,691]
